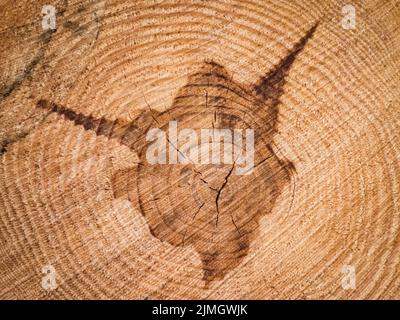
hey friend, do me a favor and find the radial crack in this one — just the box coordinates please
[215,161,235,227]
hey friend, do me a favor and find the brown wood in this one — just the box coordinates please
[0,0,400,299]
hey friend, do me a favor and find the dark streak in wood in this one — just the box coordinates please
[35,23,318,285]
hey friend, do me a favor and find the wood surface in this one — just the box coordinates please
[0,0,400,299]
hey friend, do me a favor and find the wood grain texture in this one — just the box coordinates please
[0,0,400,299]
